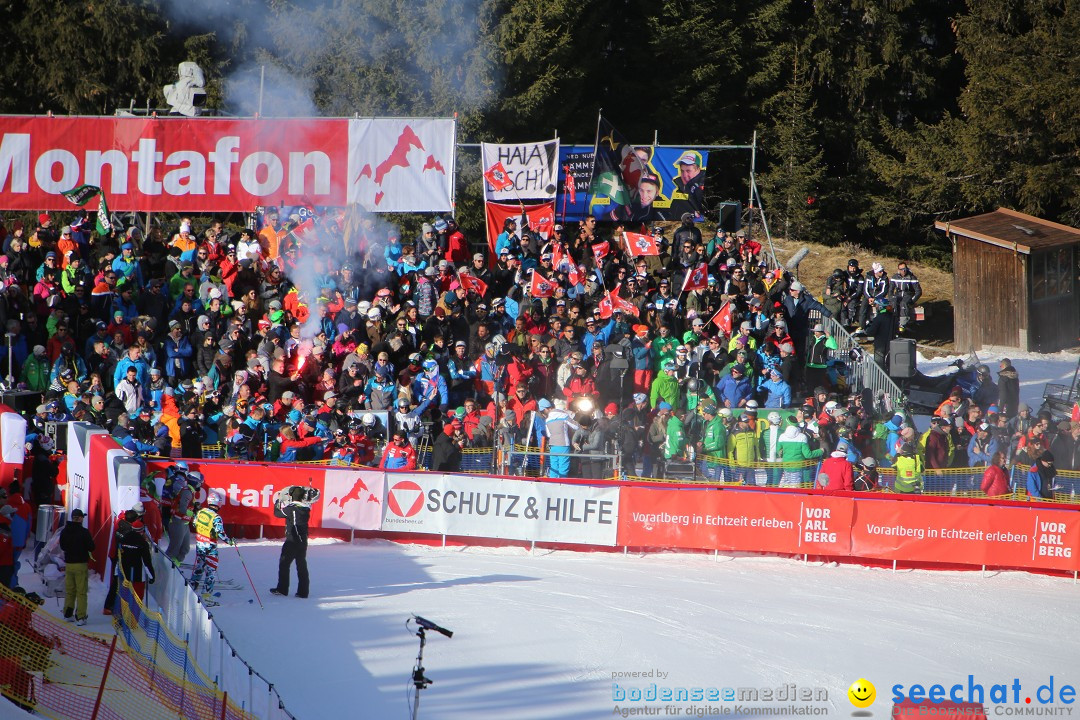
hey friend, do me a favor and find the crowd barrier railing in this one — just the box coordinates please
[819,313,906,412]
[142,548,297,720]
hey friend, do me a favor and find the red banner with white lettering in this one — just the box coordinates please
[617,487,853,556]
[145,460,385,532]
[0,115,455,212]
[848,499,1080,572]
[617,486,1080,573]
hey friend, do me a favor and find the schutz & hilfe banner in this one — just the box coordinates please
[381,473,620,546]
[0,115,454,212]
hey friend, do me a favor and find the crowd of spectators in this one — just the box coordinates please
[0,207,1073,500]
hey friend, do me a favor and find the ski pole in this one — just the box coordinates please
[232,543,263,610]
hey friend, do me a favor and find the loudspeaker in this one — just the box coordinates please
[717,201,742,232]
[889,338,917,379]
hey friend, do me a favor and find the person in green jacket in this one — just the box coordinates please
[727,414,759,484]
[759,412,786,485]
[685,377,717,414]
[805,324,838,393]
[651,326,678,372]
[699,404,728,481]
[778,420,824,487]
[664,410,686,461]
[20,345,51,393]
[650,360,680,409]
[893,442,924,493]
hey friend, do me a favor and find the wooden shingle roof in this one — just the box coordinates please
[934,208,1080,254]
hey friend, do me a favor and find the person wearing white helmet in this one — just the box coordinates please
[190,488,232,604]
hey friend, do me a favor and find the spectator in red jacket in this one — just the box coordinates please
[816,448,854,491]
[379,429,417,470]
[980,451,1011,497]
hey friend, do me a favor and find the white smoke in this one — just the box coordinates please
[224,61,320,118]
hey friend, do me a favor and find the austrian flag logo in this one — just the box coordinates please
[387,480,425,518]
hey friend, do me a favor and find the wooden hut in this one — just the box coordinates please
[935,208,1080,353]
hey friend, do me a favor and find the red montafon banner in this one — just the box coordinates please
[0,115,455,212]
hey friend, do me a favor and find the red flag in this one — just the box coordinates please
[1072,402,1080,423]
[290,218,319,245]
[567,263,582,286]
[598,293,614,319]
[551,241,567,271]
[623,231,659,257]
[458,272,488,297]
[608,284,640,317]
[563,165,576,205]
[591,241,610,264]
[681,263,708,292]
[483,161,514,192]
[710,301,733,334]
[530,270,556,298]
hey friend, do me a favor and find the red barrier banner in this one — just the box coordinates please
[0,115,455,212]
[617,486,1080,574]
[185,461,386,532]
[616,488,853,556]
[849,499,1080,573]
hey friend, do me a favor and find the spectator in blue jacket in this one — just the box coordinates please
[716,365,753,409]
[966,423,1000,467]
[163,321,193,383]
[1026,452,1056,500]
[113,346,150,388]
[759,368,791,408]
[581,316,615,356]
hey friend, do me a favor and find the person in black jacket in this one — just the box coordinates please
[59,509,95,625]
[117,511,156,601]
[431,423,463,471]
[997,358,1020,419]
[271,487,310,599]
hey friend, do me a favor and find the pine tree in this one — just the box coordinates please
[758,48,826,244]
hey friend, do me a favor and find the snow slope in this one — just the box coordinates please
[199,539,1078,719]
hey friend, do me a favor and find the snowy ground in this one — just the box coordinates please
[24,538,1080,720]
[917,348,1078,414]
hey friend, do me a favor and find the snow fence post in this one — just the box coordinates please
[90,634,119,720]
[892,559,896,573]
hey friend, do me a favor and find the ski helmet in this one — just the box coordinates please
[206,489,224,509]
[38,435,54,453]
[175,460,189,473]
[187,471,204,488]
[362,413,376,427]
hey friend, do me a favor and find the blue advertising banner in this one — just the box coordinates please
[557,145,709,224]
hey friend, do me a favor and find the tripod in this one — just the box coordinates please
[410,627,432,720]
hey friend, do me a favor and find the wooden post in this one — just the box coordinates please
[90,635,119,720]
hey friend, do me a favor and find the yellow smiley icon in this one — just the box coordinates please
[848,678,875,708]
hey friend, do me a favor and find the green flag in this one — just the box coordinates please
[61,184,112,236]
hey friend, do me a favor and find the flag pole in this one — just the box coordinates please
[583,109,603,222]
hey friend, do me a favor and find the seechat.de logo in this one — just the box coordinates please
[387,480,425,518]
